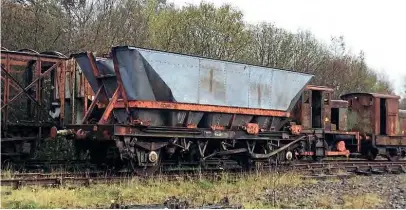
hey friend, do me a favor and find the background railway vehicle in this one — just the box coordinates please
[340,93,406,161]
[1,46,405,175]
[1,48,93,162]
[292,86,406,161]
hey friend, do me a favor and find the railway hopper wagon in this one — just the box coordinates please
[53,46,327,174]
[50,46,393,174]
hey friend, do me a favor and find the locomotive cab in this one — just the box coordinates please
[330,100,348,131]
[292,85,334,131]
[341,93,406,160]
[293,85,350,132]
[292,85,359,158]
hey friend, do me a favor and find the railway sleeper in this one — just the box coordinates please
[354,169,372,176]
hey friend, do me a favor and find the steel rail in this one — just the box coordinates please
[2,161,405,188]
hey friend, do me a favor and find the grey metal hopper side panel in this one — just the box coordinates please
[269,70,313,111]
[74,55,119,98]
[248,67,273,109]
[73,55,99,94]
[225,63,249,107]
[95,59,118,97]
[114,49,157,101]
[138,48,199,103]
[198,59,226,105]
[114,46,313,112]
[73,54,128,123]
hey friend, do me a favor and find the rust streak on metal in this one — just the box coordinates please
[113,101,290,117]
[324,131,359,135]
[244,123,260,135]
[326,151,350,156]
[71,60,77,123]
[1,60,29,66]
[1,76,20,91]
[36,57,41,123]
[305,85,334,92]
[2,53,10,128]
[336,141,346,152]
[87,52,100,77]
[186,124,197,128]
[1,67,41,109]
[341,92,400,100]
[0,53,65,64]
[356,132,361,152]
[81,86,103,124]
[210,125,225,131]
[375,136,406,146]
[1,63,60,109]
[228,114,236,128]
[87,52,108,103]
[59,62,66,121]
[99,86,121,124]
[111,49,130,115]
[289,124,302,135]
[331,100,348,108]
[83,77,88,114]
[209,69,213,93]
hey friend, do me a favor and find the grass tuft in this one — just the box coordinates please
[342,193,382,209]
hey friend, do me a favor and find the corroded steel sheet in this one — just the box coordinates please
[110,46,313,112]
[73,46,313,113]
[400,110,406,135]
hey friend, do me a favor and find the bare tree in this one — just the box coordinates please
[1,0,394,97]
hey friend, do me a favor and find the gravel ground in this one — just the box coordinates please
[264,174,406,209]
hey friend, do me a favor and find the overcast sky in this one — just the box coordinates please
[168,0,406,95]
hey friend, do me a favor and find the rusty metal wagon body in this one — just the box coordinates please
[1,46,405,173]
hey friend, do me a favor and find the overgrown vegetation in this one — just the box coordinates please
[34,136,76,160]
[0,172,306,208]
[1,172,391,209]
[312,193,382,209]
[1,0,394,97]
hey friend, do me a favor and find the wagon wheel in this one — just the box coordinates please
[366,147,378,161]
[130,159,161,176]
[129,150,161,176]
[386,149,400,162]
[293,149,304,161]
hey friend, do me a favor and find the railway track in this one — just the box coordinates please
[1,159,97,173]
[1,160,405,189]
